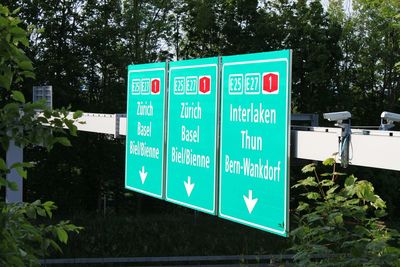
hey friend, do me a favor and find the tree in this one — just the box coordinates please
[3,0,86,109]
[275,0,343,114]
[0,5,81,266]
[175,0,226,58]
[327,0,400,123]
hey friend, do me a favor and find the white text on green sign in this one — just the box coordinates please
[125,62,166,199]
[219,50,291,237]
[166,57,219,214]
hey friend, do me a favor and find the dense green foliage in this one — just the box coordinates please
[0,5,81,266]
[291,158,400,266]
[3,0,398,117]
[0,0,399,261]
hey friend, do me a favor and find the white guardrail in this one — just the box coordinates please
[291,126,400,171]
[76,112,400,171]
[75,113,126,137]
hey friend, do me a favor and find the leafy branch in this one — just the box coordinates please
[290,158,400,267]
[1,5,83,266]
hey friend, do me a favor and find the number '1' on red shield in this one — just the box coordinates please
[151,78,160,94]
[262,72,279,94]
[199,76,211,94]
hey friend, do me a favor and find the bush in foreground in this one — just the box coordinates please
[290,158,400,266]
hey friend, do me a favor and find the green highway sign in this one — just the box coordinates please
[124,50,292,236]
[218,50,291,236]
[166,57,219,214]
[125,62,166,199]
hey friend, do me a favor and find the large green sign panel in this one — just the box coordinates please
[219,50,291,236]
[166,57,219,214]
[125,62,166,199]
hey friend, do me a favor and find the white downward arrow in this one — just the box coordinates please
[243,190,258,214]
[139,166,148,184]
[184,176,195,197]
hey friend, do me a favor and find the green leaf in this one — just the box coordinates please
[7,181,18,191]
[32,199,41,205]
[305,212,322,222]
[293,176,318,188]
[322,157,336,166]
[345,175,357,187]
[0,158,7,170]
[0,67,13,90]
[10,162,33,169]
[10,26,26,37]
[26,206,36,219]
[25,100,46,111]
[371,196,386,209]
[18,248,27,257]
[374,209,387,218]
[73,110,83,119]
[356,180,376,201]
[301,163,316,173]
[326,185,339,195]
[0,177,7,187]
[0,5,9,15]
[15,166,27,179]
[56,228,68,244]
[11,90,25,103]
[17,60,33,71]
[43,201,54,218]
[304,192,321,200]
[334,214,343,225]
[49,239,63,253]
[296,202,309,212]
[65,120,78,136]
[11,7,21,15]
[43,201,55,208]
[320,179,334,187]
[37,207,46,217]
[4,102,20,113]
[20,70,35,79]
[14,36,29,47]
[345,198,360,205]
[44,200,55,207]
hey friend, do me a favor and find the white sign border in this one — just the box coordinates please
[165,63,219,215]
[219,56,291,236]
[125,67,166,199]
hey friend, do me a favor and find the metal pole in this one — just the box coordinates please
[339,122,351,168]
[6,140,23,203]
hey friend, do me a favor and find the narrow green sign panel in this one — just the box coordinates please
[219,50,291,237]
[166,57,219,214]
[125,62,166,199]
